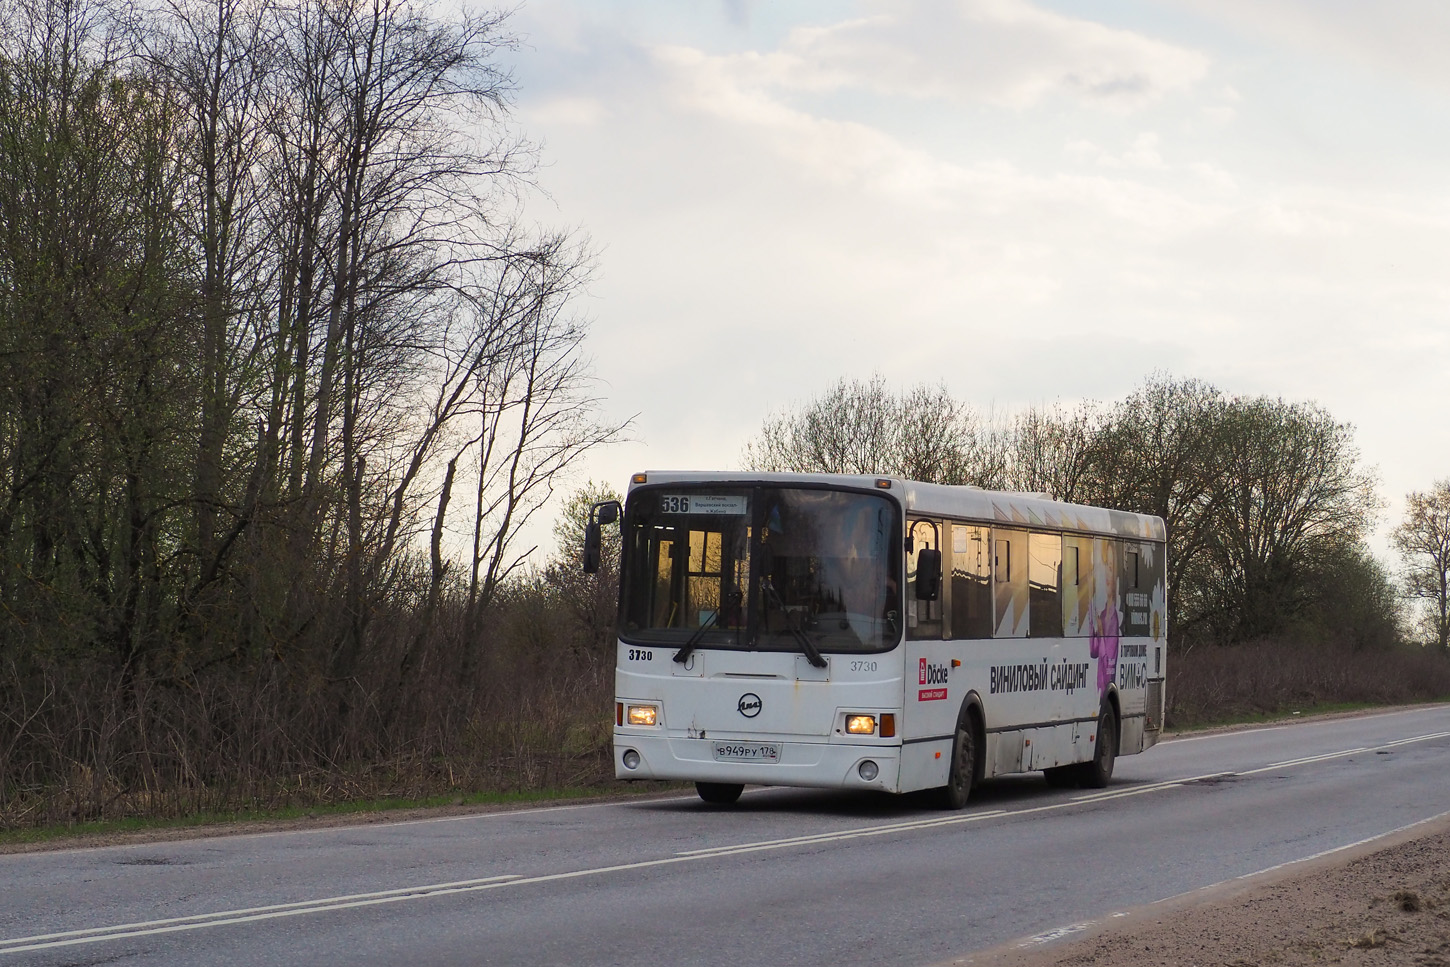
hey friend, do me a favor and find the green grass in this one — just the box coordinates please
[0,781,685,849]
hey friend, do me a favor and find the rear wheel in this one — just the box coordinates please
[938,712,978,810]
[1077,705,1118,789]
[696,781,744,805]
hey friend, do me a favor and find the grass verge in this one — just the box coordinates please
[0,781,688,851]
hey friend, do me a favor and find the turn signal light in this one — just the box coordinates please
[846,714,876,735]
[880,713,896,738]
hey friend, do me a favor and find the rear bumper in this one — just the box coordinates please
[614,732,902,792]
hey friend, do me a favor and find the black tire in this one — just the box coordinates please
[937,711,978,810]
[696,781,744,805]
[1077,705,1117,789]
[1043,765,1077,788]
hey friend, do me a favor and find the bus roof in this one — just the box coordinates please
[627,471,1166,542]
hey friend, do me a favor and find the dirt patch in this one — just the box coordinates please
[954,812,1450,967]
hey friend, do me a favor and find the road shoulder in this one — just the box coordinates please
[951,810,1450,967]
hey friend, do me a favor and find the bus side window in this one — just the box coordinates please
[907,519,943,640]
[1028,532,1062,638]
[1119,542,1149,636]
[951,523,992,639]
[993,529,1028,638]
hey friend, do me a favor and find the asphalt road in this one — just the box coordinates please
[4,705,1449,967]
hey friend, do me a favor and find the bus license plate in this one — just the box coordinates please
[712,741,781,763]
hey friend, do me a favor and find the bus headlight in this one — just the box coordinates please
[626,704,658,727]
[622,749,641,770]
[858,760,879,781]
[846,714,876,735]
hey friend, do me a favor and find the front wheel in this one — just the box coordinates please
[1077,706,1117,789]
[696,781,744,805]
[937,714,978,810]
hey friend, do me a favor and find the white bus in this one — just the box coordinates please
[584,472,1167,807]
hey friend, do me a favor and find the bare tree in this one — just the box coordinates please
[544,480,625,668]
[742,374,1004,485]
[461,240,628,628]
[1393,481,1450,653]
[1005,401,1100,501]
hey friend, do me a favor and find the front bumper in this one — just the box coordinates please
[614,732,902,792]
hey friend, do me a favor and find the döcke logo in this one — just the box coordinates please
[919,658,949,686]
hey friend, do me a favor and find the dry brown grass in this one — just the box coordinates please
[1165,640,1450,729]
[7,612,1450,829]
[0,592,617,829]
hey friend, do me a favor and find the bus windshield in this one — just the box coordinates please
[619,485,902,655]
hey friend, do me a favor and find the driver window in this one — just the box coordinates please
[907,519,943,640]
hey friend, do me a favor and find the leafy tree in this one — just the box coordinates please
[1393,481,1450,652]
[1191,396,1379,644]
[0,0,193,664]
[742,373,1388,650]
[1082,375,1226,638]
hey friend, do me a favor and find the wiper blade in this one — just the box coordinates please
[790,627,827,669]
[760,577,828,669]
[672,615,715,665]
[674,590,739,664]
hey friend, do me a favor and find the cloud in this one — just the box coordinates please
[653,44,1228,239]
[1167,0,1450,92]
[527,96,611,127]
[511,0,1450,517]
[710,0,1209,111]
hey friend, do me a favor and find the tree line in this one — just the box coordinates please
[743,373,1450,653]
[0,0,625,824]
[3,0,1446,826]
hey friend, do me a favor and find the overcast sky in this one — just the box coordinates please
[501,0,1450,556]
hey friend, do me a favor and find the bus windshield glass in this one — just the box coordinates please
[620,486,901,654]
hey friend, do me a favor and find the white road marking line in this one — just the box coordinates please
[676,809,1009,856]
[1069,773,1230,803]
[1381,730,1450,748]
[1264,748,1370,769]
[1232,808,1450,879]
[8,724,1450,955]
[1164,724,1292,743]
[0,875,522,953]
[1012,807,1450,955]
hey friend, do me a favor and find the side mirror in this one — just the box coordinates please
[582,499,622,574]
[582,521,602,574]
[915,548,942,601]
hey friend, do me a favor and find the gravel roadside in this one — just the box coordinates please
[952,811,1450,967]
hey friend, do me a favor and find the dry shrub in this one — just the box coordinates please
[1166,640,1450,729]
[0,582,617,830]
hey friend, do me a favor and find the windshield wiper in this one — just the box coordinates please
[673,590,740,665]
[672,616,715,665]
[759,576,828,668]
